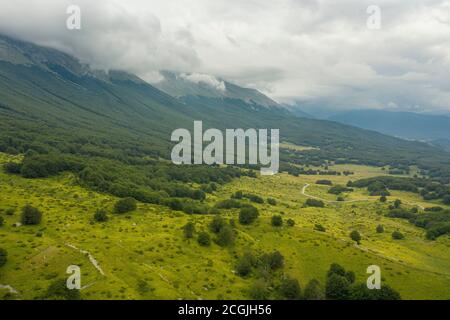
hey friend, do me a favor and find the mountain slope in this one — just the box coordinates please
[1,34,450,180]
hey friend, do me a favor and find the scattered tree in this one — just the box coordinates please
[376,225,384,233]
[314,224,326,232]
[183,222,195,239]
[303,279,325,300]
[380,195,387,203]
[21,204,42,225]
[249,279,269,300]
[215,225,234,247]
[271,215,283,227]
[286,219,295,227]
[350,230,361,244]
[197,232,211,246]
[267,198,277,206]
[279,277,301,300]
[93,209,108,222]
[239,206,259,225]
[392,230,404,240]
[114,197,137,214]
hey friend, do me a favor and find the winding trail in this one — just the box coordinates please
[66,243,105,276]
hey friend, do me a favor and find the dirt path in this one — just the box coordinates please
[66,243,105,276]
[0,284,19,294]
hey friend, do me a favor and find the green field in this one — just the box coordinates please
[1,153,449,300]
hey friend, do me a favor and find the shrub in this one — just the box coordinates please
[261,250,284,270]
[197,232,211,246]
[267,198,277,206]
[239,206,259,225]
[21,204,42,225]
[287,219,295,227]
[380,196,387,203]
[215,199,241,209]
[316,180,332,186]
[328,185,352,195]
[183,222,195,239]
[215,225,234,247]
[114,197,137,214]
[0,248,7,267]
[304,279,324,300]
[271,215,283,227]
[93,210,108,222]
[314,224,326,232]
[279,277,301,300]
[231,191,243,199]
[249,279,269,300]
[376,225,384,233]
[244,193,264,204]
[209,215,226,234]
[3,162,22,174]
[326,274,350,300]
[392,230,404,240]
[350,230,361,244]
[5,208,15,216]
[236,255,253,277]
[304,199,325,208]
[44,279,81,300]
[349,284,401,300]
[394,199,402,209]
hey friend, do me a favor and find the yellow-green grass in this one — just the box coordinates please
[0,153,449,300]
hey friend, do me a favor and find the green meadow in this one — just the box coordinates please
[0,153,449,300]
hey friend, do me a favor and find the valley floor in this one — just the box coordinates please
[0,154,449,300]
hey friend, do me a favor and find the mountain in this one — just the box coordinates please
[154,70,281,109]
[329,109,450,141]
[1,34,450,180]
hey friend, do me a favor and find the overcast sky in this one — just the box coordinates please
[1,0,450,113]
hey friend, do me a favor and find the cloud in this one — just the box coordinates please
[180,73,226,91]
[0,0,449,113]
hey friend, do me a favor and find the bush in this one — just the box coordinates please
[392,230,404,240]
[209,215,226,234]
[267,198,277,206]
[215,225,234,247]
[271,215,283,227]
[350,230,361,244]
[21,204,42,225]
[0,248,7,267]
[286,219,295,227]
[197,232,211,246]
[304,279,324,300]
[93,210,108,222]
[236,255,253,277]
[349,284,401,300]
[183,222,195,239]
[3,162,22,174]
[231,191,243,199]
[279,277,301,300]
[326,274,350,300]
[380,195,387,203]
[316,180,332,186]
[5,208,15,216]
[314,224,326,232]
[114,197,137,214]
[44,279,81,300]
[305,199,325,208]
[261,250,284,270]
[244,193,264,204]
[239,206,259,225]
[249,279,269,300]
[394,199,402,209]
[376,225,384,233]
[215,199,241,209]
[328,185,352,195]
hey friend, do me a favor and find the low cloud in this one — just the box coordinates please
[180,73,226,92]
[0,0,449,113]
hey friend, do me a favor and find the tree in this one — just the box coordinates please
[349,284,401,300]
[376,225,384,233]
[114,197,137,214]
[239,206,259,225]
[183,222,195,239]
[261,250,284,270]
[0,248,7,267]
[44,279,81,300]
[350,230,361,244]
[249,279,269,300]
[93,210,108,222]
[279,277,301,300]
[380,195,387,203]
[305,199,325,208]
[197,232,211,246]
[209,215,226,234]
[267,198,277,206]
[392,230,404,240]
[21,204,42,225]
[236,256,253,277]
[326,274,350,300]
[286,219,295,227]
[394,199,402,209]
[215,225,234,247]
[271,215,283,227]
[304,279,325,300]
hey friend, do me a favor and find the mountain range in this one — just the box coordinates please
[1,34,450,178]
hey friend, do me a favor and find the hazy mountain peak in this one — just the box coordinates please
[155,70,281,109]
